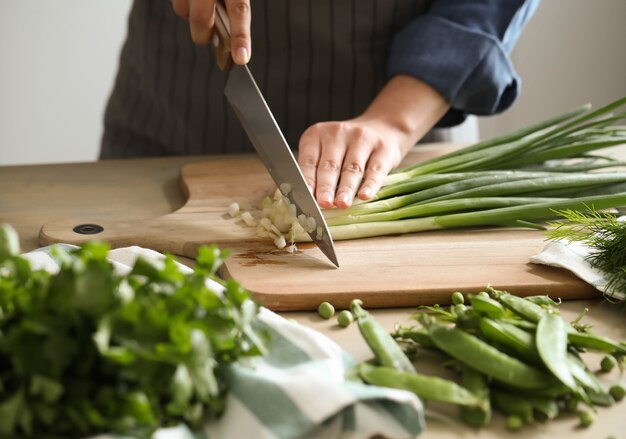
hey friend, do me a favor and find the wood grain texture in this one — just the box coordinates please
[40,151,598,310]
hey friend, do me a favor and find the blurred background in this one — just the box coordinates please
[1,0,625,165]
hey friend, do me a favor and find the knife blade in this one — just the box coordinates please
[213,4,339,267]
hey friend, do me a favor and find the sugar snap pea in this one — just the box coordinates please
[469,295,505,319]
[567,354,605,395]
[524,295,559,307]
[498,293,547,323]
[358,363,484,408]
[568,331,626,355]
[537,313,578,392]
[503,318,537,332]
[428,325,556,389]
[491,390,534,424]
[479,318,541,364]
[393,326,436,349]
[525,395,559,420]
[350,300,415,373]
[459,364,492,427]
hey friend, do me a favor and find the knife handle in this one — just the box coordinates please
[213,1,233,71]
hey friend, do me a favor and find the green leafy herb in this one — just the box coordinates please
[547,208,626,300]
[0,225,266,438]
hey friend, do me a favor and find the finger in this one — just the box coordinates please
[297,127,322,194]
[334,141,371,209]
[225,0,251,64]
[189,0,215,45]
[358,148,393,201]
[315,135,346,209]
[171,0,190,19]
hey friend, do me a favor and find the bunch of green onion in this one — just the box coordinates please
[312,96,626,241]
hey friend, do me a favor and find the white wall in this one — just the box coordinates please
[479,0,626,138]
[1,1,625,165]
[0,0,132,165]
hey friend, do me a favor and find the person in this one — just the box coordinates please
[101,0,540,209]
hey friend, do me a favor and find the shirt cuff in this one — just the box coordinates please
[387,15,520,127]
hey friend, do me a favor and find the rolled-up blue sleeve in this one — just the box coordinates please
[387,0,540,127]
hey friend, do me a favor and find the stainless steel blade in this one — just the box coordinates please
[224,65,339,267]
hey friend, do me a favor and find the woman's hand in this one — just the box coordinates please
[171,0,251,64]
[297,75,450,209]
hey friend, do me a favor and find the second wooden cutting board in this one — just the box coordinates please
[40,153,598,310]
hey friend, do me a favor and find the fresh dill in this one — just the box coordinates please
[547,208,626,301]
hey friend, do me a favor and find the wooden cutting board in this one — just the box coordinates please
[39,153,599,310]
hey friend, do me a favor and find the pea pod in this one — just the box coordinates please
[428,325,557,390]
[566,354,603,394]
[524,295,559,307]
[498,293,547,323]
[491,390,534,424]
[358,363,484,408]
[393,326,435,349]
[478,318,541,364]
[350,300,415,373]
[568,331,626,355]
[459,364,492,427]
[536,313,578,392]
[503,319,537,332]
[525,395,559,420]
[469,295,505,319]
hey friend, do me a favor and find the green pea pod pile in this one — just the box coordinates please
[352,287,626,431]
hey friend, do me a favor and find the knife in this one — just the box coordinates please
[212,2,339,267]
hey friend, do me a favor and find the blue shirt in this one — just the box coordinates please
[388,0,541,126]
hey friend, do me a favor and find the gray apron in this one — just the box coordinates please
[101,0,432,159]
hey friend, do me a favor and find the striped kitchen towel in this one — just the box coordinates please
[23,246,424,439]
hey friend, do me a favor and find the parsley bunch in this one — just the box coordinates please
[0,225,266,438]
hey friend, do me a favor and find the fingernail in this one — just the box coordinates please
[336,192,351,206]
[235,47,249,64]
[320,191,333,206]
[361,187,372,198]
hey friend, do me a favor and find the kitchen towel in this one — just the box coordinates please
[22,245,424,439]
[529,216,625,302]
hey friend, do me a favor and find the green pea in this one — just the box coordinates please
[601,355,617,373]
[578,409,595,428]
[451,291,465,305]
[609,383,625,402]
[337,310,353,327]
[477,291,490,299]
[317,302,335,319]
[506,415,523,431]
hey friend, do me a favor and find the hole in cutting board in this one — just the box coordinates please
[73,224,104,235]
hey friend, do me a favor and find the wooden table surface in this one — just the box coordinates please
[1,146,625,438]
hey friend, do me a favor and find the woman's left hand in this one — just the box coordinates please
[297,75,450,209]
[297,118,410,209]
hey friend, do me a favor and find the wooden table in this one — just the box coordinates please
[1,147,625,438]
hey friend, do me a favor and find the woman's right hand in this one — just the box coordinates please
[171,0,251,64]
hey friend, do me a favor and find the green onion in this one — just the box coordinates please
[309,97,626,241]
